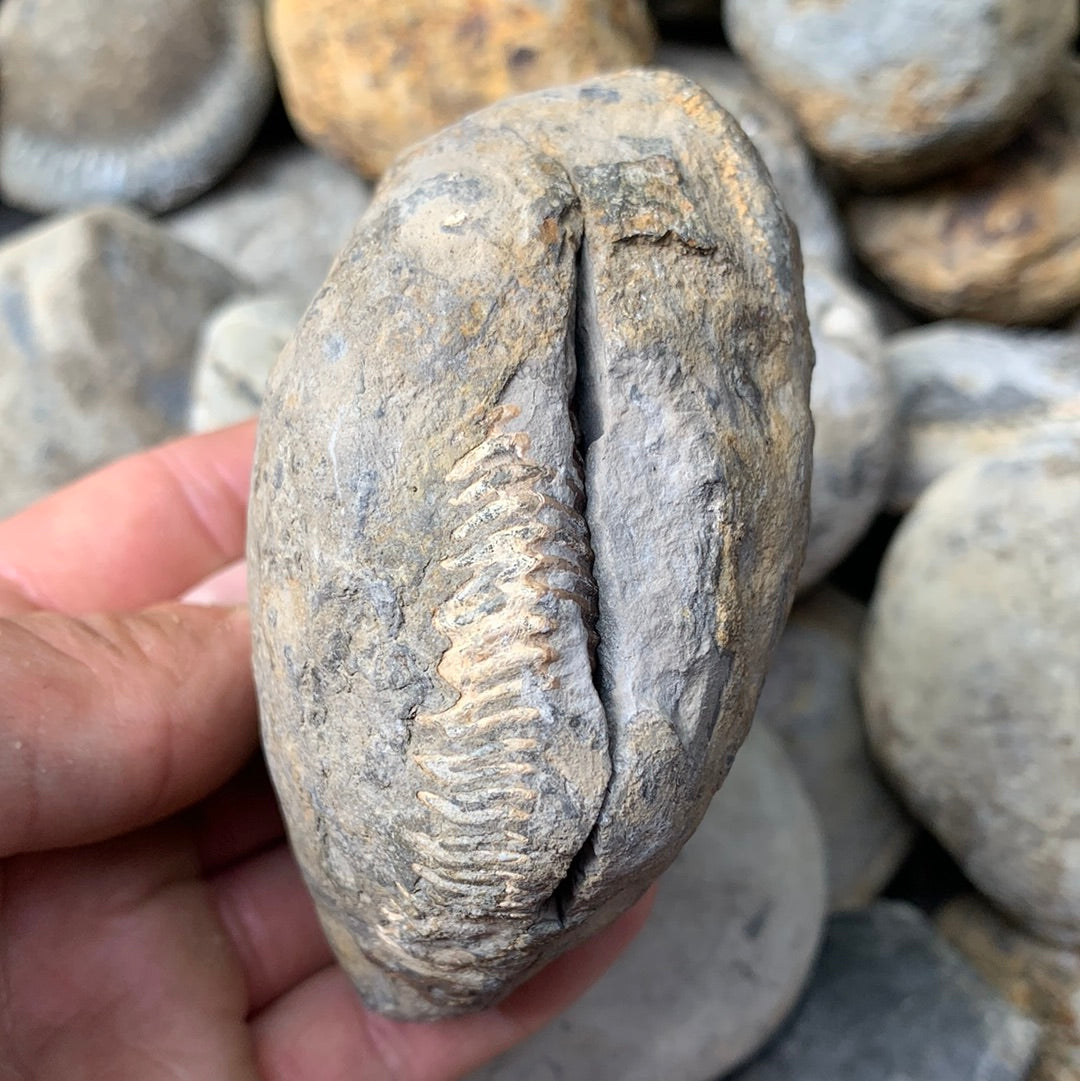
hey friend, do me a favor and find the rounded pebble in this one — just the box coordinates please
[724,0,1076,188]
[268,0,656,179]
[466,724,827,1081]
[883,321,1080,510]
[0,0,275,213]
[847,61,1080,324]
[862,429,1080,946]
[755,588,915,910]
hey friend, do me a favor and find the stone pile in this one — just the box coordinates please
[0,0,1077,1078]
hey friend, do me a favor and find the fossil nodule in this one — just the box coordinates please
[249,69,814,1020]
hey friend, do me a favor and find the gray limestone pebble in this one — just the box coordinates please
[723,0,1077,188]
[655,44,847,269]
[937,895,1080,1081]
[799,261,896,590]
[883,321,1080,511]
[733,903,1041,1081]
[189,294,303,433]
[0,206,244,518]
[862,430,1080,946]
[754,587,914,911]
[0,0,274,214]
[167,144,372,305]
[249,69,814,1019]
[846,61,1080,326]
[467,723,828,1081]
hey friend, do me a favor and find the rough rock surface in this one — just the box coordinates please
[937,896,1080,1081]
[249,70,814,1019]
[268,0,656,179]
[847,62,1080,324]
[862,430,1080,946]
[723,0,1077,188]
[656,45,846,269]
[883,321,1080,510]
[167,144,372,304]
[467,724,827,1081]
[754,588,914,910]
[0,0,274,213]
[733,903,1041,1081]
[0,206,243,517]
[800,262,895,589]
[189,294,302,433]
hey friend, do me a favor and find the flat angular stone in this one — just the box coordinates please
[656,45,847,269]
[467,724,827,1081]
[862,430,1080,946]
[249,70,813,1019]
[189,294,302,433]
[0,206,244,517]
[268,0,656,179]
[800,262,895,589]
[167,144,372,305]
[937,896,1080,1081]
[724,0,1076,188]
[734,903,1042,1081]
[755,588,914,910]
[883,321,1080,511]
[847,62,1080,324]
[0,0,274,213]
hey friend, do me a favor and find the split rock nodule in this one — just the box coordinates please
[249,70,814,1020]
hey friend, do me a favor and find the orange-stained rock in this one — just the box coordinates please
[267,0,656,179]
[846,62,1080,326]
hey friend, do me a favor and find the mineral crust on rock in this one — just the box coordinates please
[249,70,813,1019]
[268,0,656,179]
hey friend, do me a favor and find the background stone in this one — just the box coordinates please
[467,724,827,1081]
[883,321,1080,510]
[0,206,243,516]
[167,144,372,305]
[188,294,302,432]
[847,61,1080,324]
[754,587,914,910]
[724,0,1076,188]
[267,0,656,179]
[0,0,274,213]
[732,903,1041,1081]
[862,430,1080,946]
[800,261,896,589]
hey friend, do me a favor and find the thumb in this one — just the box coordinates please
[0,603,257,857]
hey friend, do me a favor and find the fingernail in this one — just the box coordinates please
[182,560,248,606]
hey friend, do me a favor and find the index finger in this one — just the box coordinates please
[0,421,256,616]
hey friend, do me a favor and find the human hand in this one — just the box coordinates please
[0,421,653,1080]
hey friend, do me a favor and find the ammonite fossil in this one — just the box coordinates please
[249,69,814,1019]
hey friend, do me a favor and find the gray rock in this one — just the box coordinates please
[468,723,827,1081]
[189,294,302,432]
[800,262,896,590]
[723,0,1077,188]
[846,60,1080,325]
[249,70,814,1019]
[733,903,1041,1081]
[167,144,372,305]
[937,895,1080,1081]
[883,321,1080,511]
[0,0,274,214]
[0,206,244,517]
[862,430,1080,946]
[655,45,847,269]
[755,588,915,911]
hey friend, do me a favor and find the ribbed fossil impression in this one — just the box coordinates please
[248,69,814,1020]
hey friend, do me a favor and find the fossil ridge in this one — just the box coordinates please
[249,69,814,1019]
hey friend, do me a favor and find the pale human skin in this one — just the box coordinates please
[0,420,652,1080]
